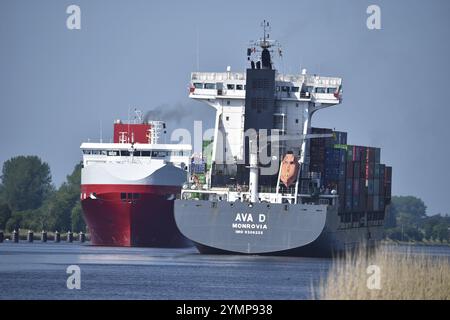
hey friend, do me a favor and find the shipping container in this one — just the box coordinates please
[385,166,392,183]
[379,164,385,180]
[385,183,392,199]
[346,161,353,178]
[374,164,380,179]
[374,195,380,211]
[353,146,361,162]
[359,192,367,210]
[374,179,380,195]
[353,162,360,179]
[367,196,374,211]
[370,162,375,179]
[379,181,385,197]
[367,147,375,163]
[353,178,360,196]
[375,148,381,163]
[360,147,367,163]
[368,179,375,195]
[338,180,346,195]
[345,193,352,211]
[346,146,354,162]
[379,197,385,211]
[352,197,361,212]
[346,178,353,195]
[311,128,392,213]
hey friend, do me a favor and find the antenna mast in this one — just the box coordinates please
[247,20,282,69]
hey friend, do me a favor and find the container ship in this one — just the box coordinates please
[174,22,392,257]
[80,113,192,247]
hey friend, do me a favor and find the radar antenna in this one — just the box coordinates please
[247,20,282,69]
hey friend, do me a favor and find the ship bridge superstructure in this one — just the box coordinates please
[189,67,342,189]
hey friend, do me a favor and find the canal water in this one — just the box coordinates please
[0,243,449,300]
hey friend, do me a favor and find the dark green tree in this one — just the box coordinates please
[44,163,82,232]
[422,214,442,240]
[0,203,11,230]
[5,213,22,232]
[71,202,86,232]
[1,156,53,212]
[432,222,449,242]
[391,196,427,228]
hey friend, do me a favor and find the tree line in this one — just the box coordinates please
[0,156,85,233]
[385,196,450,242]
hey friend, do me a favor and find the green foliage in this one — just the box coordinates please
[404,226,423,242]
[5,213,22,232]
[43,163,82,232]
[432,223,449,242]
[71,201,86,232]
[1,156,53,212]
[0,203,11,230]
[386,196,449,243]
[385,227,403,241]
[0,158,84,233]
[391,196,427,227]
[384,226,423,242]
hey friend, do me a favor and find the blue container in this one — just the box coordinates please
[346,179,353,194]
[345,194,352,211]
[352,197,360,212]
[368,179,375,195]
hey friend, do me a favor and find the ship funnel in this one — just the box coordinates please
[261,48,272,69]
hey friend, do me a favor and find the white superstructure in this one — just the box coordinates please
[183,22,343,206]
[189,70,342,177]
[80,142,191,190]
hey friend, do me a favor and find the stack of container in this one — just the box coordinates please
[309,127,392,217]
[309,127,331,175]
[190,162,206,174]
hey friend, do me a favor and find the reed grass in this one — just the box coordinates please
[315,245,450,300]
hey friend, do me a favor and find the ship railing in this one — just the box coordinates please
[276,74,342,86]
[190,73,341,86]
[191,72,246,81]
[180,182,338,205]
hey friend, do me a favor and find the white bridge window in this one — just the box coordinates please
[315,87,327,93]
[152,151,168,157]
[204,83,216,89]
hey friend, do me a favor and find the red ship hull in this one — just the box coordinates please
[81,184,191,247]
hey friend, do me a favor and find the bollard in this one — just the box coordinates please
[0,231,3,243]
[54,231,60,243]
[27,230,34,243]
[79,232,86,243]
[41,231,47,243]
[67,231,73,243]
[12,230,19,243]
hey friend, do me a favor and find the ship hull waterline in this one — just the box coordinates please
[81,184,192,247]
[174,199,384,258]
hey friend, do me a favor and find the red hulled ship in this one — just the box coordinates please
[80,116,192,247]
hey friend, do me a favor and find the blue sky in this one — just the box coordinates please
[1,0,449,215]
